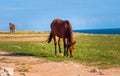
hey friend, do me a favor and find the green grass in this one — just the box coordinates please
[0,34,120,68]
[74,34,120,68]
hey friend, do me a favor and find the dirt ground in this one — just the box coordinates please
[0,51,120,76]
[0,34,120,76]
[0,34,48,42]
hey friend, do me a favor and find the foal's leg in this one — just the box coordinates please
[53,36,57,56]
[58,38,62,54]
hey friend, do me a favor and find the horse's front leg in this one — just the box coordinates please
[66,39,69,57]
[63,38,67,56]
[66,47,69,57]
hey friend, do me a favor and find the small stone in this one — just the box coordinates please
[98,71,104,75]
[78,74,80,76]
[0,67,14,76]
[91,68,99,73]
[4,67,14,76]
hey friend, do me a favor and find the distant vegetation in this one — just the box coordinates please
[0,33,120,68]
[0,31,49,34]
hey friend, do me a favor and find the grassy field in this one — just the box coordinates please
[0,31,49,34]
[0,33,120,68]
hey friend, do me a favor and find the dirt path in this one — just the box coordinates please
[0,34,48,42]
[0,51,120,76]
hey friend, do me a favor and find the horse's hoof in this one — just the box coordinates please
[59,53,63,56]
[70,56,74,57]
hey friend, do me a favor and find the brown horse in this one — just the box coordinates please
[47,19,76,57]
[9,22,15,33]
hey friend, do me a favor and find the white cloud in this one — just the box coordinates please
[69,17,104,29]
[70,18,86,26]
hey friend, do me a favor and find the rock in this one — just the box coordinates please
[98,71,104,75]
[91,68,99,73]
[91,68,104,75]
[0,67,14,76]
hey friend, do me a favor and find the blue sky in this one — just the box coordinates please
[0,0,120,31]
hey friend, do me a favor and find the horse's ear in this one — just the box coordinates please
[73,41,76,44]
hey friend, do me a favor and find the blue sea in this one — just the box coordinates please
[73,28,120,34]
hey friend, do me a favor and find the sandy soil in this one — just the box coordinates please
[0,34,120,76]
[0,51,120,76]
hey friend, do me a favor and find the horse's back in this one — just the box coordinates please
[51,19,68,38]
[10,24,15,29]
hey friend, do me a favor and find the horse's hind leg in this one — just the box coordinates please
[58,38,62,54]
[53,36,57,56]
[10,29,12,34]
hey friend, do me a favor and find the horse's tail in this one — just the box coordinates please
[47,32,53,43]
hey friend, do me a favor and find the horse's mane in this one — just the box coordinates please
[65,20,73,44]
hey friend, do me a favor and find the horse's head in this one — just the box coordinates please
[68,41,76,57]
